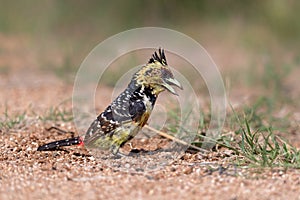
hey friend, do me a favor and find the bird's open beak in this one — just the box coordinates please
[163,77,183,95]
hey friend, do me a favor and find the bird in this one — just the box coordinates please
[37,48,182,155]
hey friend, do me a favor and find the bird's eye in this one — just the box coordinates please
[161,68,173,79]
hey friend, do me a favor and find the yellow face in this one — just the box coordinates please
[133,61,182,95]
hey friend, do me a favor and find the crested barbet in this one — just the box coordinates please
[37,48,182,155]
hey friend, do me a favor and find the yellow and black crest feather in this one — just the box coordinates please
[148,48,167,65]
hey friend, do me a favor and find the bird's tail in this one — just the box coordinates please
[37,136,84,151]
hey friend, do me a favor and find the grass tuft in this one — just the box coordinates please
[217,103,300,168]
[0,108,27,130]
[40,106,73,123]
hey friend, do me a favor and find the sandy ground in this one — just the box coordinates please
[1,34,300,200]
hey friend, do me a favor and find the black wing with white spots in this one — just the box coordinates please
[83,86,156,145]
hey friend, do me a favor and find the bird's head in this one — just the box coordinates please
[131,48,183,95]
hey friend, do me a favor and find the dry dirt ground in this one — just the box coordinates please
[1,36,300,200]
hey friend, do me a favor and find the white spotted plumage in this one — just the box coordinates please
[37,48,182,155]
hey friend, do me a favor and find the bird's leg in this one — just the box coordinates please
[110,140,134,158]
[110,144,121,156]
[110,144,128,158]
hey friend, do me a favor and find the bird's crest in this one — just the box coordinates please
[148,48,168,65]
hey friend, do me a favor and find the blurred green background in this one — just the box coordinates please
[0,0,299,103]
[1,1,300,43]
[1,1,299,48]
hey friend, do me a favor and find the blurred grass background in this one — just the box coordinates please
[1,1,299,57]
[1,0,300,43]
[0,0,299,103]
